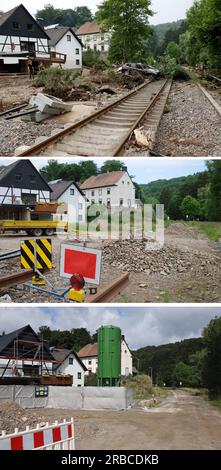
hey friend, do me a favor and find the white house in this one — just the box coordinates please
[52,348,87,387]
[81,170,136,209]
[46,26,83,69]
[76,21,111,54]
[49,180,86,223]
[78,337,133,377]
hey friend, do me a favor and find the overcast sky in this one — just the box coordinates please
[0,307,219,349]
[1,1,195,25]
[1,158,206,185]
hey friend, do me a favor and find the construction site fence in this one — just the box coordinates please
[0,418,75,450]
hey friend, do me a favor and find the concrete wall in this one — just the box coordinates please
[0,385,133,410]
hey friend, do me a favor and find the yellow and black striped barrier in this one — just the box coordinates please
[20,239,52,271]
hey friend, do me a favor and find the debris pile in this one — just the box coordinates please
[102,239,220,275]
[23,93,72,123]
[0,402,46,434]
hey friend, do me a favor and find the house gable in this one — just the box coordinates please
[0,4,49,39]
[47,26,83,48]
[0,160,52,192]
[0,324,54,361]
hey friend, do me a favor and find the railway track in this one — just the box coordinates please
[0,249,21,261]
[0,268,129,302]
[18,79,171,157]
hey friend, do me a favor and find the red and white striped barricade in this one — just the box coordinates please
[0,418,75,450]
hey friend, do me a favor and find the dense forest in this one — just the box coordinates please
[37,315,221,396]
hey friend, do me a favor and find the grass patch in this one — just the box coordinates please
[210,397,221,409]
[122,374,154,399]
[190,221,221,242]
[182,387,207,397]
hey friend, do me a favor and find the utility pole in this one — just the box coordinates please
[149,367,153,384]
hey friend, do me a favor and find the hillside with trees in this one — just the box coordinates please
[140,161,221,221]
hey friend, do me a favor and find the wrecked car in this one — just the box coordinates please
[118,63,160,78]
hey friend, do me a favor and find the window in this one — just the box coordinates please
[91,190,95,197]
[79,203,83,209]
[91,200,95,204]
[78,214,82,221]
[70,188,74,195]
[12,22,20,30]
[76,48,79,55]
[99,189,102,196]
[27,24,33,31]
[122,180,125,184]
[76,59,80,65]
[107,198,111,207]
[67,35,71,42]
[88,360,92,365]
[120,199,124,206]
[107,188,111,195]
[128,199,131,207]
[78,372,82,379]
[15,173,22,182]
[99,200,102,205]
[94,44,97,51]
[101,45,105,52]
[125,350,127,354]
[101,36,104,40]
[88,369,92,374]
[69,357,73,365]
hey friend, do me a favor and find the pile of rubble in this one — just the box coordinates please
[0,402,46,434]
[102,239,220,275]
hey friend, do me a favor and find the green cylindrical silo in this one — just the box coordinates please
[98,325,121,387]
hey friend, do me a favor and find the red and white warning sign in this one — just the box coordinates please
[60,244,102,285]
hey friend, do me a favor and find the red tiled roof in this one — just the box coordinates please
[76,21,101,35]
[81,171,125,190]
[78,343,98,358]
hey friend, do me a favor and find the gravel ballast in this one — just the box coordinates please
[0,120,61,156]
[154,81,221,156]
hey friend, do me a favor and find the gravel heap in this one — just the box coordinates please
[0,402,46,434]
[0,120,60,156]
[102,239,220,275]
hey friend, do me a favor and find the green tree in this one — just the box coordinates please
[100,160,125,173]
[78,160,98,182]
[186,0,221,68]
[96,0,153,63]
[202,317,221,396]
[75,6,93,27]
[180,195,200,220]
[166,42,181,63]
[36,4,92,28]
[206,160,221,221]
[173,361,202,387]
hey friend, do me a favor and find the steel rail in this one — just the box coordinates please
[115,79,168,155]
[0,250,21,261]
[85,273,130,303]
[0,269,49,294]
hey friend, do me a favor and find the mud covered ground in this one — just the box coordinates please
[1,390,221,450]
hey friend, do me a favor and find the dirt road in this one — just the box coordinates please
[27,390,221,450]
[0,223,220,303]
